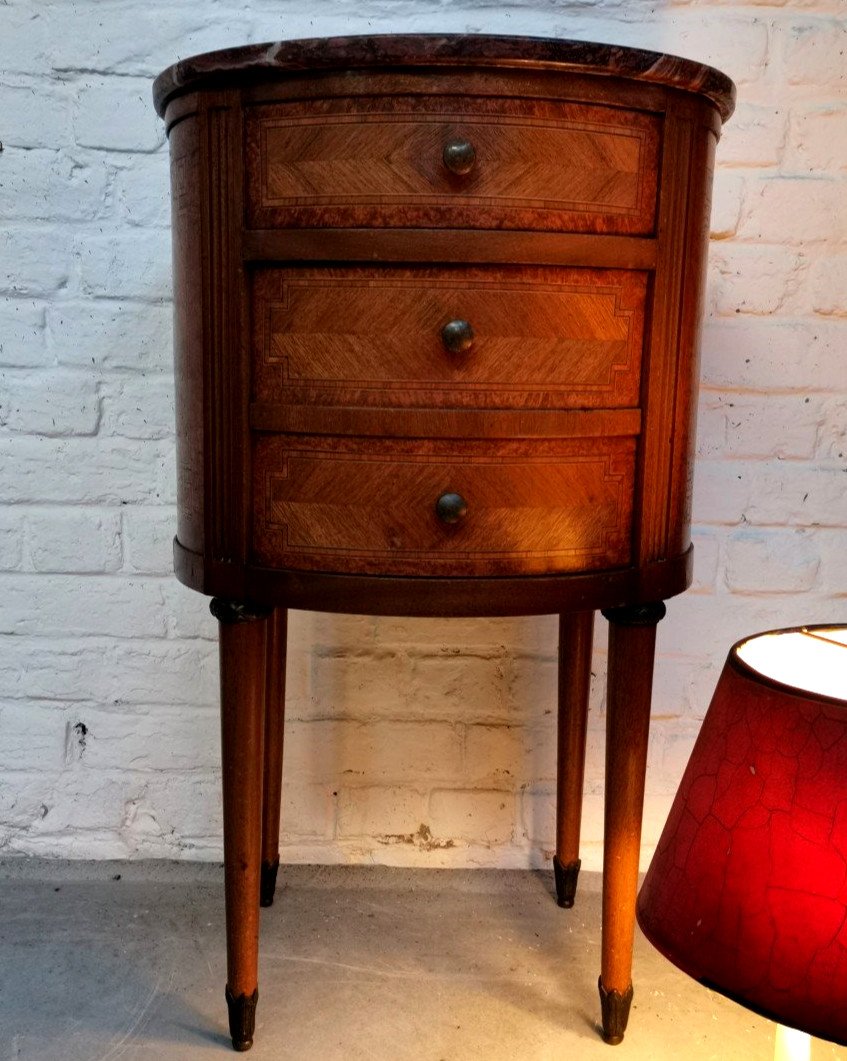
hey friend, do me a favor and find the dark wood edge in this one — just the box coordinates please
[162,93,198,134]
[242,230,658,269]
[173,536,692,616]
[201,92,249,569]
[727,625,847,708]
[153,34,735,121]
[174,535,206,589]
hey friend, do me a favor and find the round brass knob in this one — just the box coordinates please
[435,492,468,525]
[442,138,476,176]
[441,319,475,354]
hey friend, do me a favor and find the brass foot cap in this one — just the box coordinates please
[226,986,258,1053]
[598,978,633,1046]
[552,856,581,908]
[260,857,280,908]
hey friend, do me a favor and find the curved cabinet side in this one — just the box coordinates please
[667,110,718,553]
[636,93,719,566]
[169,109,207,582]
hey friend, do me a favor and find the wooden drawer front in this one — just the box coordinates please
[251,436,635,576]
[245,96,660,233]
[252,266,646,410]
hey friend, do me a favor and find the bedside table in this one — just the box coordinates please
[154,34,734,1052]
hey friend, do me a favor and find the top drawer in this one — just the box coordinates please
[245,95,661,234]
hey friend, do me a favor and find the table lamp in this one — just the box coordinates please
[637,625,847,1057]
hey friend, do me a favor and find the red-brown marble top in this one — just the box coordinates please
[152,33,735,121]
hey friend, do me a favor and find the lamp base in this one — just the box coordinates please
[552,856,581,908]
[598,978,633,1045]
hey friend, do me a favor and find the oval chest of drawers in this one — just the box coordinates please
[155,34,734,1053]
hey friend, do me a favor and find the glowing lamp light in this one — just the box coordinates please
[637,626,847,1056]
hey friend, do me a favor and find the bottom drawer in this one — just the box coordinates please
[251,435,635,577]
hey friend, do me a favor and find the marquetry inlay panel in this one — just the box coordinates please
[251,435,635,576]
[251,266,646,410]
[245,95,660,233]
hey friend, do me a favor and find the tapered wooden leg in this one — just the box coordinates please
[212,598,273,1053]
[598,601,666,1045]
[261,607,287,908]
[554,610,594,908]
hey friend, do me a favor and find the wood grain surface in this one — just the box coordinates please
[251,434,635,576]
[153,33,736,121]
[241,228,658,269]
[168,114,206,556]
[158,36,733,1051]
[163,70,723,605]
[248,405,642,439]
[245,95,660,233]
[251,265,646,410]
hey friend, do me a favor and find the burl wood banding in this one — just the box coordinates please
[155,33,733,1049]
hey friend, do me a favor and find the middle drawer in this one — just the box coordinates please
[251,265,646,410]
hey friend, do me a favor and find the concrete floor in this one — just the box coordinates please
[1,862,845,1061]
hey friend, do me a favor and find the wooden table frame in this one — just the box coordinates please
[212,596,667,1050]
[154,33,734,1052]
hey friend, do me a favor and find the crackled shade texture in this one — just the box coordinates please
[637,628,847,1045]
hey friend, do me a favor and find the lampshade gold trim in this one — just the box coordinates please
[727,624,847,709]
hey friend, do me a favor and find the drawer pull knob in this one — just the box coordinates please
[435,492,468,525]
[442,138,476,176]
[441,319,475,354]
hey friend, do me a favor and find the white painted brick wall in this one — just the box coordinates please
[1,0,845,874]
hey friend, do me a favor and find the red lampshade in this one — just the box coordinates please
[637,625,847,1045]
